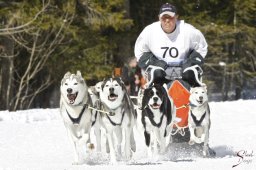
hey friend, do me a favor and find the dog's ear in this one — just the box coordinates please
[142,88,150,109]
[101,79,107,91]
[120,79,126,91]
[75,71,85,83]
[64,71,71,78]
[95,81,102,93]
[201,84,207,92]
[160,86,172,124]
[76,70,82,76]
[114,77,126,91]
[61,72,71,85]
[190,87,196,94]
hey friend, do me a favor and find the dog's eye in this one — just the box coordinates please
[65,83,68,85]
[74,83,78,85]
[149,91,154,96]
[115,84,119,86]
[105,85,109,87]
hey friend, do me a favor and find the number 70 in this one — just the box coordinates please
[161,47,178,58]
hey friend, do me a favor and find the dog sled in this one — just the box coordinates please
[131,65,216,157]
[168,80,190,139]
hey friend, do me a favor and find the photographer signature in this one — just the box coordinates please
[232,150,254,168]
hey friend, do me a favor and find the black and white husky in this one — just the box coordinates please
[97,77,136,163]
[139,84,176,156]
[60,71,93,164]
[188,85,211,156]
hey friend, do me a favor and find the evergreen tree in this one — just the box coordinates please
[0,0,133,110]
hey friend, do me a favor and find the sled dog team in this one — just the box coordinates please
[60,71,212,164]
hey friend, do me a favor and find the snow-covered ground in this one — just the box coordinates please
[0,100,256,170]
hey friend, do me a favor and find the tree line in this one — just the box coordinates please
[0,0,255,111]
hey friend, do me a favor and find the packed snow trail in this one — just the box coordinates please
[0,100,255,170]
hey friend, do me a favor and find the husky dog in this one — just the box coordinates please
[188,85,211,156]
[60,71,93,164]
[98,77,136,163]
[88,81,103,152]
[140,84,176,156]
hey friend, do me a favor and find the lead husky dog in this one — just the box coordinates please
[188,85,211,156]
[60,71,93,164]
[98,77,136,163]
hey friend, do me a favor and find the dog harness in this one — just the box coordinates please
[66,104,87,124]
[66,94,92,125]
[190,111,206,126]
[142,107,165,128]
[106,109,125,126]
[99,101,126,126]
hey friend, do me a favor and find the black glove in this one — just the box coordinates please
[181,50,204,87]
[182,69,200,87]
[146,66,168,86]
[182,65,204,87]
[182,50,204,70]
[153,68,166,84]
[138,52,168,70]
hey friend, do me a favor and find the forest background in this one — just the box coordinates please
[0,0,255,111]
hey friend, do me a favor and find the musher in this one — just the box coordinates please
[134,3,215,156]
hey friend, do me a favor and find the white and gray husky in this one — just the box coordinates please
[60,71,93,164]
[188,85,212,156]
[96,77,136,163]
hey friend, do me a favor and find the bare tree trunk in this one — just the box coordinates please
[0,36,14,110]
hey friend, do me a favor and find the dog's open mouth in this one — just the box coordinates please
[67,92,78,104]
[108,93,118,101]
[197,100,203,104]
[150,103,160,109]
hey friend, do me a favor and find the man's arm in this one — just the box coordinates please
[134,27,149,61]
[181,27,208,87]
[190,28,208,58]
[134,26,168,70]
[138,52,167,70]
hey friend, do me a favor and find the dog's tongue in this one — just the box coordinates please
[151,103,160,109]
[108,94,118,101]
[197,100,203,104]
[67,94,76,102]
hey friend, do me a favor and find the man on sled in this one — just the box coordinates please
[134,3,215,156]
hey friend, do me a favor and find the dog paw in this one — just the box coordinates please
[188,140,195,145]
[87,143,95,151]
[109,158,117,165]
[203,150,210,157]
[123,155,132,161]
[193,137,203,144]
[72,161,82,165]
[203,146,216,157]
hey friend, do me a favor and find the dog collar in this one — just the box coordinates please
[189,102,198,108]
[100,97,126,116]
[106,109,125,126]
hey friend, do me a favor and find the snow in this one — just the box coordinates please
[0,100,256,170]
